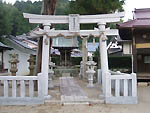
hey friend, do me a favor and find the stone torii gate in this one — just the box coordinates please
[23,12,124,99]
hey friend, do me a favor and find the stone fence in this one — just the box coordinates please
[98,69,138,104]
[0,73,44,105]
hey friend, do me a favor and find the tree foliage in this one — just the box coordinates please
[68,0,125,14]
[68,0,125,44]
[0,0,125,37]
[56,0,69,15]
[0,2,13,36]
[14,1,42,14]
[0,0,70,36]
[68,0,125,29]
[0,1,42,36]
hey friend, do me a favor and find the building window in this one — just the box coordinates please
[144,56,150,63]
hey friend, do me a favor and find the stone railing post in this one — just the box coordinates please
[131,73,137,97]
[105,72,111,97]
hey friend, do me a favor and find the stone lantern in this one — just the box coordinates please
[9,53,19,76]
[48,57,55,88]
[86,55,97,88]
[28,54,35,76]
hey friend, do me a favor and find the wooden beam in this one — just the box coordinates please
[136,43,150,48]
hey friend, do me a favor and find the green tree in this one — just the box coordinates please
[10,7,34,36]
[68,0,125,15]
[56,0,69,15]
[14,0,42,14]
[0,0,71,36]
[68,0,125,43]
[0,3,13,36]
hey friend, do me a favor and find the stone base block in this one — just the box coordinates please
[87,84,94,88]
[105,96,138,104]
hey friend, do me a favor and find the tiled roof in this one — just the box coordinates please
[134,8,150,19]
[118,19,150,28]
[118,8,150,28]
[87,43,99,52]
[9,35,34,50]
[0,42,12,50]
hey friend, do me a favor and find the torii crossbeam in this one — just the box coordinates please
[24,12,124,24]
[29,29,119,38]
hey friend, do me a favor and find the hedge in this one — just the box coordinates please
[51,56,132,69]
[108,56,132,69]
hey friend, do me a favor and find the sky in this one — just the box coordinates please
[3,0,150,21]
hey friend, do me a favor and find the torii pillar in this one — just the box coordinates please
[41,23,51,98]
[82,38,88,79]
[98,22,111,98]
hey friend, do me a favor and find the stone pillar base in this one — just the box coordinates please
[44,95,51,100]
[87,84,94,88]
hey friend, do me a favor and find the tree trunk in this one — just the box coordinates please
[43,0,57,15]
[36,0,57,73]
[35,0,57,90]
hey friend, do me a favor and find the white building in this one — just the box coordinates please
[0,35,37,76]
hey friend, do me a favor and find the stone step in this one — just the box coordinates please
[62,73,70,77]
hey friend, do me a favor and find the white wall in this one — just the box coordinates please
[52,37,78,47]
[123,42,132,55]
[3,49,30,76]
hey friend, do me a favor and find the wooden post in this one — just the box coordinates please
[35,38,43,75]
[132,29,137,73]
[65,50,67,66]
[41,23,51,97]
[34,38,43,91]
[82,38,88,79]
[98,22,109,97]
